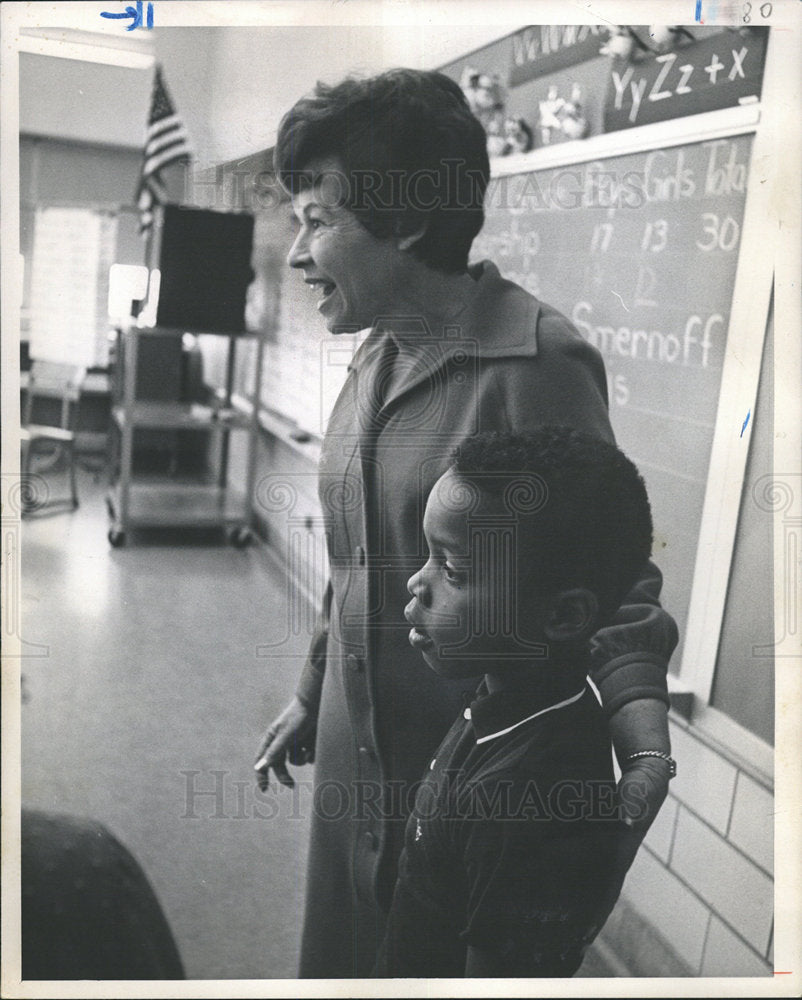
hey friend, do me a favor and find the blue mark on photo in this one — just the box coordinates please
[740,410,751,438]
[101,0,154,30]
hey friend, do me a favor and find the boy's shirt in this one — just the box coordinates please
[375,668,621,978]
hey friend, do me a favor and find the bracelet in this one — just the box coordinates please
[625,750,677,778]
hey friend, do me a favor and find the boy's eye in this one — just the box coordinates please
[443,562,463,583]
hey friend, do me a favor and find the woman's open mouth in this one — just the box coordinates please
[306,278,337,310]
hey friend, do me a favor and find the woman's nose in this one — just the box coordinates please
[287,229,310,269]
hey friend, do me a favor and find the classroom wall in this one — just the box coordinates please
[19,52,151,148]
[610,715,774,976]
[153,26,514,167]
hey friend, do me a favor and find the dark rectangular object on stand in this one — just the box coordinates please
[152,205,255,333]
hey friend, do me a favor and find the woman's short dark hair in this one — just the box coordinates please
[274,68,490,273]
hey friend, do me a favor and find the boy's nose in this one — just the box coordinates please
[407,569,430,606]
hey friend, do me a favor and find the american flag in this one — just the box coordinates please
[136,65,192,235]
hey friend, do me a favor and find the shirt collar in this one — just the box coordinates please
[347,260,540,375]
[467,666,589,745]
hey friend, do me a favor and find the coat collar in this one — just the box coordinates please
[346,262,541,409]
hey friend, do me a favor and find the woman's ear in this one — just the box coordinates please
[543,588,599,643]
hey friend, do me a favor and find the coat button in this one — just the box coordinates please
[364,831,377,850]
[355,545,365,566]
[346,654,363,672]
[359,745,374,759]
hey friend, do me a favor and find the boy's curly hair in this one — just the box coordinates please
[452,428,653,620]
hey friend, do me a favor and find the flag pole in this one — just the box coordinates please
[135,63,192,328]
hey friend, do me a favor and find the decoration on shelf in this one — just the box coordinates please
[601,25,697,63]
[599,26,653,62]
[501,116,534,156]
[537,85,566,145]
[460,66,508,157]
[559,83,588,140]
[648,25,696,53]
[537,83,588,145]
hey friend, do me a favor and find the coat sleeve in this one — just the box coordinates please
[295,580,332,715]
[489,315,678,715]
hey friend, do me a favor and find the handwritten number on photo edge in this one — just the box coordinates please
[100,1,154,30]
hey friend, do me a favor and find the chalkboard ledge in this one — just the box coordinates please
[666,674,693,721]
[489,103,760,179]
[249,401,323,463]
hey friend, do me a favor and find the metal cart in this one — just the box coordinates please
[106,325,264,547]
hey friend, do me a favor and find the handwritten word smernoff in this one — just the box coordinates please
[101,1,154,30]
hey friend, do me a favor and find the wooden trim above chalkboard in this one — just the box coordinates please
[489,103,761,177]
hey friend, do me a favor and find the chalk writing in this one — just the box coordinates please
[572,301,720,369]
[604,28,768,132]
[470,130,755,641]
[509,26,604,85]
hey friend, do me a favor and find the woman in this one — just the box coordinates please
[254,68,678,979]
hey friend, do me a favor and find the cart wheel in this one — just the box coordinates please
[229,526,253,548]
[108,529,125,548]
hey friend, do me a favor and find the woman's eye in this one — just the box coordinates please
[444,562,462,583]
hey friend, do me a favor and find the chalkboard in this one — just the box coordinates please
[470,133,754,665]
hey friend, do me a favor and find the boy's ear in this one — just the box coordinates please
[396,218,428,252]
[543,588,599,643]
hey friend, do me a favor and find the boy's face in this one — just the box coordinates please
[405,468,546,678]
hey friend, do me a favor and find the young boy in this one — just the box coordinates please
[375,427,668,978]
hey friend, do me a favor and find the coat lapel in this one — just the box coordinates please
[349,261,543,419]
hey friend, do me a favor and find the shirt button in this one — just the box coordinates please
[355,545,366,566]
[364,831,377,850]
[346,654,363,672]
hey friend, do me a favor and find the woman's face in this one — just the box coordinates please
[287,157,408,334]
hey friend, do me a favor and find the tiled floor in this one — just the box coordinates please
[19,467,311,979]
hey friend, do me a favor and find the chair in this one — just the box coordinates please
[21,361,85,512]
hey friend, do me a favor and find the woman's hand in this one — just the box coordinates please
[254,696,317,791]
